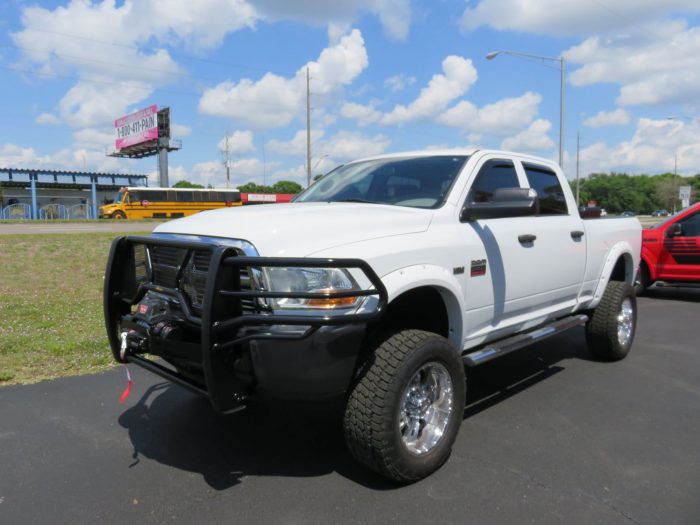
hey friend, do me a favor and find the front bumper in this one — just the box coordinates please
[103,235,387,412]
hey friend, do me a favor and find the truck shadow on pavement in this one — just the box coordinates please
[642,286,700,303]
[117,331,593,491]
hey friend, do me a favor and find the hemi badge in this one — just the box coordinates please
[453,266,465,275]
[471,259,487,277]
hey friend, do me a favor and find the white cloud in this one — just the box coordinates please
[171,123,192,137]
[460,0,700,37]
[579,118,700,176]
[0,143,125,172]
[381,56,478,125]
[11,0,260,132]
[501,119,555,152]
[36,113,60,125]
[199,29,368,129]
[384,73,416,92]
[72,128,114,149]
[254,0,412,41]
[566,21,700,107]
[57,81,153,128]
[267,130,325,157]
[584,109,631,127]
[267,129,389,162]
[340,102,382,126]
[218,130,256,155]
[321,130,390,160]
[438,91,542,135]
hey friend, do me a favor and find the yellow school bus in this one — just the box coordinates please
[99,187,242,219]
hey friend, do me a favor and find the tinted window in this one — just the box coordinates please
[143,190,166,202]
[467,159,520,203]
[177,191,193,202]
[679,212,700,237]
[523,163,568,215]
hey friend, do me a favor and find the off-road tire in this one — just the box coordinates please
[586,281,636,361]
[634,262,650,296]
[343,329,466,483]
[111,210,127,219]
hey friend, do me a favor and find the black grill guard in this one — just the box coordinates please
[104,235,388,412]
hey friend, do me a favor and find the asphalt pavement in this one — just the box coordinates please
[1,287,699,524]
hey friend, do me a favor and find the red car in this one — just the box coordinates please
[636,202,700,294]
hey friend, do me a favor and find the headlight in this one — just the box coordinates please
[258,267,361,310]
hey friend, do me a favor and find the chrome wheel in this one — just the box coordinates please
[398,362,454,455]
[617,298,634,347]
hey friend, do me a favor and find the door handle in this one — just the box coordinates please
[518,234,537,244]
[571,230,584,240]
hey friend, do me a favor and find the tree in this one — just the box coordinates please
[237,180,304,194]
[172,180,204,188]
[238,182,270,193]
[271,180,303,194]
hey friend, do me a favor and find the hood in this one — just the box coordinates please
[153,202,433,256]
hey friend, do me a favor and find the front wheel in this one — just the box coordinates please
[111,210,126,219]
[343,330,466,483]
[586,281,637,361]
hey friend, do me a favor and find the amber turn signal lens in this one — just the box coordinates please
[306,289,358,309]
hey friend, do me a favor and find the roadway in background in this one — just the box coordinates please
[1,287,699,524]
[0,221,163,234]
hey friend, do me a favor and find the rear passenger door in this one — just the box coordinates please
[521,161,586,311]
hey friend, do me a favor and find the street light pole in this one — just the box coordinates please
[486,50,565,168]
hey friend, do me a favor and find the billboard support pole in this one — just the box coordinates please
[158,138,169,188]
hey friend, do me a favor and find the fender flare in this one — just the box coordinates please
[590,241,637,309]
[381,264,465,348]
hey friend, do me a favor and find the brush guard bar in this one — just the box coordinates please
[104,235,388,412]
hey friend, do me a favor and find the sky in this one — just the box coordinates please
[1,0,700,189]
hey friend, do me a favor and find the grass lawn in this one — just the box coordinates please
[0,232,143,385]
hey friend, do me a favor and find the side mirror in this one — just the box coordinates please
[460,187,539,221]
[666,223,682,237]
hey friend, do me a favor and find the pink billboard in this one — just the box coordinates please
[115,105,158,150]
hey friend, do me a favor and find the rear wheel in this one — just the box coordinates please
[343,329,466,482]
[111,210,126,219]
[586,281,636,361]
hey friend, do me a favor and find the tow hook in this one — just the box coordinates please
[120,331,128,361]
[119,329,148,360]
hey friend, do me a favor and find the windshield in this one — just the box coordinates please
[295,155,469,209]
[114,191,125,204]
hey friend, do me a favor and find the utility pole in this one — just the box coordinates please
[306,67,312,187]
[575,131,580,208]
[222,132,231,189]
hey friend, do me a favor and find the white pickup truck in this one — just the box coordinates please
[104,149,641,482]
